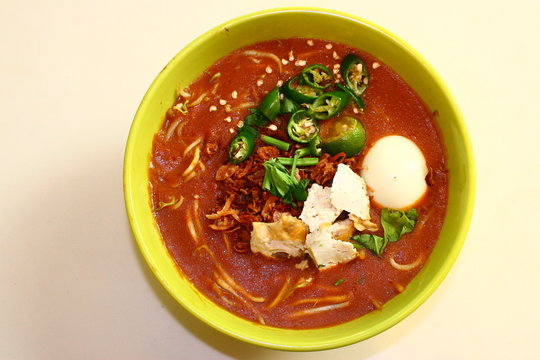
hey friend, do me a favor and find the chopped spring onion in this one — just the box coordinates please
[333,278,345,286]
[294,147,311,158]
[261,135,290,151]
[277,157,319,166]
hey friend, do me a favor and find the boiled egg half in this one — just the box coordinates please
[361,135,428,209]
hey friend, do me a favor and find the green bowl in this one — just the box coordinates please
[124,7,475,351]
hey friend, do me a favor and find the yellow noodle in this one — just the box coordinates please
[290,301,350,317]
[291,294,350,306]
[267,276,292,309]
[182,147,201,178]
[241,50,282,73]
[186,212,199,245]
[222,233,231,252]
[183,171,197,184]
[214,273,266,325]
[232,102,257,111]
[183,137,202,156]
[171,195,184,210]
[389,254,423,271]
[164,118,181,141]
[188,92,208,107]
[371,298,383,310]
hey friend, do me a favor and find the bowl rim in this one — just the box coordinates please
[124,6,476,351]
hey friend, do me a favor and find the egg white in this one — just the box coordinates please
[361,135,428,209]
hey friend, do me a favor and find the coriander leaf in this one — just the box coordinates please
[352,234,387,256]
[381,208,418,243]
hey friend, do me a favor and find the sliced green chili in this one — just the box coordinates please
[308,135,322,157]
[301,64,333,90]
[287,110,320,143]
[341,54,369,97]
[228,127,257,164]
[276,157,319,166]
[261,135,290,151]
[310,91,350,120]
[281,75,322,103]
[259,87,281,121]
[336,83,365,109]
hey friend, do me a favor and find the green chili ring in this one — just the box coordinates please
[259,87,281,121]
[228,127,257,164]
[301,64,333,90]
[310,91,351,120]
[287,110,320,143]
[281,76,322,103]
[336,83,365,109]
[341,54,370,97]
[308,135,322,156]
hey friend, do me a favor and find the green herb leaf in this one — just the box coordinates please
[352,208,418,256]
[381,208,418,243]
[333,278,345,286]
[262,158,311,205]
[352,234,387,257]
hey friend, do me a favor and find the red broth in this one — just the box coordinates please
[149,38,448,329]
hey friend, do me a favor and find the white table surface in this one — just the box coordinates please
[1,0,539,359]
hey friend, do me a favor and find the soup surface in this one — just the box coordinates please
[149,38,448,329]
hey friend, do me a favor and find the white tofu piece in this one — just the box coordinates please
[330,163,371,220]
[250,213,308,258]
[305,226,357,269]
[300,184,342,232]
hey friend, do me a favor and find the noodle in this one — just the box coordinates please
[389,255,423,271]
[241,50,282,73]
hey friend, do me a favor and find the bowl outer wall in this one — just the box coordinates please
[123,7,476,351]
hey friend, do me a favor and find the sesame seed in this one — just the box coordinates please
[333,64,340,69]
[276,79,284,87]
[219,99,227,105]
[231,91,238,99]
[332,51,341,60]
[325,43,333,50]
[268,124,278,131]
[194,194,200,199]
[333,69,339,74]
[281,58,289,65]
[372,62,381,69]
[295,59,306,67]
[363,77,369,84]
[224,116,232,122]
[265,65,273,74]
[288,50,294,61]
[209,105,217,112]
[256,79,264,86]
[225,104,232,112]
[307,39,314,46]
[229,128,235,133]
[353,106,359,114]
[237,120,244,128]
[279,93,284,100]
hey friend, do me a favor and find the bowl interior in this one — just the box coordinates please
[124,8,475,351]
